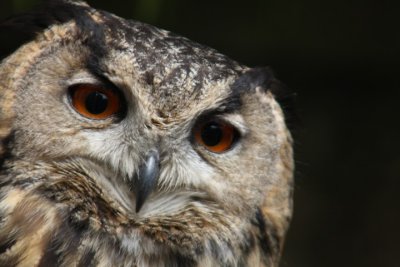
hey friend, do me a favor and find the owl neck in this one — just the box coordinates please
[0,158,280,266]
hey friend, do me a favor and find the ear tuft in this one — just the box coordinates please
[232,67,298,131]
[0,0,90,60]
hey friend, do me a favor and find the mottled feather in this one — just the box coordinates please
[0,1,294,266]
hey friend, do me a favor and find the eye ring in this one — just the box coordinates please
[69,84,123,120]
[193,119,239,153]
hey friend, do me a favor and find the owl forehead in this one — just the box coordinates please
[74,9,248,116]
[98,11,245,77]
[14,3,250,121]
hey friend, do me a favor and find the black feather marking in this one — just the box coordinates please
[37,240,62,267]
[253,208,282,264]
[237,232,256,266]
[0,232,20,267]
[0,237,16,255]
[0,131,15,171]
[77,249,96,267]
[44,215,84,265]
[172,252,196,267]
[254,209,272,257]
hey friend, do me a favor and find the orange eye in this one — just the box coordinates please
[69,84,122,120]
[194,120,239,153]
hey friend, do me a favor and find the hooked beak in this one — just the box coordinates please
[133,149,160,213]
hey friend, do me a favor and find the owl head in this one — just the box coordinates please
[0,1,294,266]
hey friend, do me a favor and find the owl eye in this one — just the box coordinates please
[194,120,239,153]
[69,84,123,120]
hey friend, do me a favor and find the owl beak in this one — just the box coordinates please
[134,149,160,213]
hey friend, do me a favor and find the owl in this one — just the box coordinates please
[0,1,294,266]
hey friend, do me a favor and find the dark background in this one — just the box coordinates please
[1,0,399,266]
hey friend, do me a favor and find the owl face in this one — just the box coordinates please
[0,1,293,266]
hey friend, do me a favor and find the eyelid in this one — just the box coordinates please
[66,71,102,87]
[215,113,248,137]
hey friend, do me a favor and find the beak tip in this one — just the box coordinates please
[135,198,144,213]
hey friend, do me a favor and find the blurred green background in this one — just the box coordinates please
[1,0,399,266]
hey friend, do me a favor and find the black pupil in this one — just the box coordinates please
[201,122,223,147]
[85,91,108,114]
